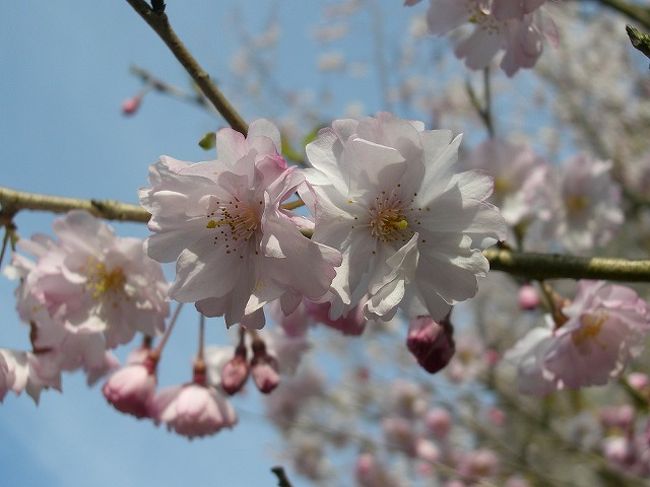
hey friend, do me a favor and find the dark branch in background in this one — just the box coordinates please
[465,68,495,138]
[270,466,293,487]
[130,65,210,110]
[3,186,650,283]
[484,247,650,283]
[595,0,650,30]
[626,24,650,61]
[125,0,248,135]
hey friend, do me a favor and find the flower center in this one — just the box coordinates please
[368,193,412,243]
[206,198,262,258]
[86,260,126,299]
[565,195,589,215]
[572,311,608,347]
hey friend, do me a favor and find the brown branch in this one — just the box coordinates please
[125,0,248,135]
[0,186,149,223]
[596,0,650,30]
[4,186,650,283]
[484,247,650,283]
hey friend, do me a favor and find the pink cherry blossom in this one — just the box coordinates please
[140,119,341,328]
[151,383,237,439]
[355,452,400,487]
[425,407,452,439]
[426,0,556,76]
[463,138,548,226]
[305,113,506,321]
[102,360,157,419]
[0,349,62,404]
[506,281,650,395]
[0,354,12,402]
[547,154,624,254]
[5,211,169,378]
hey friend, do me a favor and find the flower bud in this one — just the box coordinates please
[627,372,649,391]
[121,95,142,116]
[251,340,280,394]
[425,407,451,439]
[221,347,249,395]
[518,284,540,310]
[102,360,156,419]
[407,316,455,374]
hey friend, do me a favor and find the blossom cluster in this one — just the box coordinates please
[407,0,558,76]
[140,114,506,331]
[2,211,168,402]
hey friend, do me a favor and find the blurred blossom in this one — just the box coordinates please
[506,281,650,395]
[317,51,347,72]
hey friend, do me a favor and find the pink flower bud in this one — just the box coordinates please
[599,405,635,431]
[306,300,366,336]
[628,372,650,391]
[487,407,506,427]
[382,416,417,455]
[603,436,636,466]
[251,340,280,394]
[425,407,451,439]
[121,95,142,116]
[220,351,249,395]
[407,316,455,374]
[518,284,540,310]
[102,361,156,419]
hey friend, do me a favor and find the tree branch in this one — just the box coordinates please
[270,466,293,487]
[0,186,149,223]
[626,24,650,60]
[125,0,248,135]
[596,0,650,30]
[484,247,650,283]
[3,186,650,283]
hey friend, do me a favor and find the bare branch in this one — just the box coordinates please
[125,0,248,135]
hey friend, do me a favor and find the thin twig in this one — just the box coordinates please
[271,466,294,487]
[125,0,248,135]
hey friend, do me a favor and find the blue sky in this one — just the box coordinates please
[0,2,420,486]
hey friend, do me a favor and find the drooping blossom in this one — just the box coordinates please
[545,154,623,254]
[151,367,237,439]
[305,113,506,321]
[270,297,367,337]
[406,315,455,373]
[5,211,169,378]
[424,0,558,76]
[0,349,61,404]
[140,119,341,328]
[102,354,157,419]
[425,407,452,439]
[505,281,650,395]
[462,138,548,226]
[355,452,401,487]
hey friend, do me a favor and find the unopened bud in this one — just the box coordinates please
[406,316,455,374]
[518,284,540,310]
[221,348,249,395]
[251,340,280,394]
[121,95,142,116]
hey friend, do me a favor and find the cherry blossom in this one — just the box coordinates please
[140,119,341,328]
[506,281,650,395]
[462,138,548,226]
[102,357,157,419]
[5,211,169,378]
[305,113,506,321]
[151,382,237,439]
[424,0,557,76]
[547,154,624,254]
